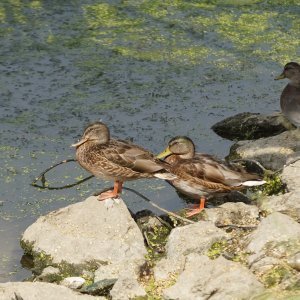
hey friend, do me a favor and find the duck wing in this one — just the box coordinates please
[105,139,168,174]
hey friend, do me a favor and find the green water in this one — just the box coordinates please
[0,0,299,282]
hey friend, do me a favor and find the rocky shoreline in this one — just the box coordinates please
[1,113,300,300]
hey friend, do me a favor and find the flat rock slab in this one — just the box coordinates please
[163,254,264,300]
[154,221,228,281]
[212,112,293,141]
[246,212,300,265]
[228,130,300,170]
[281,160,300,192]
[0,282,103,300]
[21,196,146,268]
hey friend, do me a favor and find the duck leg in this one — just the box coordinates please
[98,181,123,201]
[186,196,206,217]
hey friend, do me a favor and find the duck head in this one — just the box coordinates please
[275,62,300,85]
[157,136,195,160]
[71,122,110,148]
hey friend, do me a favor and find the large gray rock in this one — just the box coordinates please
[246,212,300,266]
[281,160,300,192]
[0,282,103,300]
[21,196,146,274]
[205,202,259,226]
[163,254,265,300]
[154,221,228,281]
[259,192,300,222]
[110,269,147,300]
[228,130,300,170]
[212,112,293,141]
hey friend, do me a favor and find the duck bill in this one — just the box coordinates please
[274,72,285,80]
[71,138,88,148]
[156,147,172,159]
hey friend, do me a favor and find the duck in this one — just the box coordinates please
[72,122,176,200]
[275,62,300,128]
[157,136,265,217]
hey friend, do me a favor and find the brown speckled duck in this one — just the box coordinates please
[275,62,300,128]
[72,122,176,200]
[157,136,265,217]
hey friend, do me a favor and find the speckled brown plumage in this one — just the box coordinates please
[72,122,175,200]
[157,136,265,216]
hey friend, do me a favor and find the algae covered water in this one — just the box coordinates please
[0,0,299,281]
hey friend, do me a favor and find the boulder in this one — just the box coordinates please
[211,112,293,141]
[153,221,228,281]
[228,130,300,170]
[21,196,147,279]
[163,254,265,300]
[245,212,300,266]
[205,202,259,226]
[0,282,103,300]
[281,160,300,192]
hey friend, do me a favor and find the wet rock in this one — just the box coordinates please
[60,277,85,289]
[80,279,117,296]
[228,130,300,170]
[246,212,300,266]
[21,196,146,277]
[0,282,101,300]
[287,252,300,272]
[153,221,228,281]
[110,269,147,300]
[163,254,265,300]
[211,112,293,141]
[205,202,259,226]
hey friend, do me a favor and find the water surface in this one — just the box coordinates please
[0,0,299,281]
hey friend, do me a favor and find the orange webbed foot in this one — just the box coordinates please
[186,196,206,218]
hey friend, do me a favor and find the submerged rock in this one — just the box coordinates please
[228,130,300,170]
[21,196,146,280]
[211,112,293,141]
[163,254,264,300]
[0,282,102,300]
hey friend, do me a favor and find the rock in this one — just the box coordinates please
[205,202,259,226]
[228,130,300,170]
[246,212,300,266]
[60,277,85,289]
[153,221,228,281]
[258,192,300,222]
[287,252,300,271]
[80,279,117,296]
[281,160,300,192]
[0,282,103,300]
[163,254,265,300]
[36,266,61,282]
[211,112,293,141]
[110,269,147,300]
[21,196,147,275]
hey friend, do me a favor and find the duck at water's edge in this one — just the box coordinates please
[72,122,176,200]
[275,62,300,129]
[157,136,265,217]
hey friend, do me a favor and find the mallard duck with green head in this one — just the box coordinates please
[72,122,176,200]
[157,136,265,217]
[275,62,300,128]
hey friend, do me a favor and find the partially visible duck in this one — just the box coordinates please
[157,136,265,217]
[72,122,176,200]
[275,62,300,128]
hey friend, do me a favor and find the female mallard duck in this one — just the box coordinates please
[157,136,265,217]
[72,122,176,200]
[275,62,300,128]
